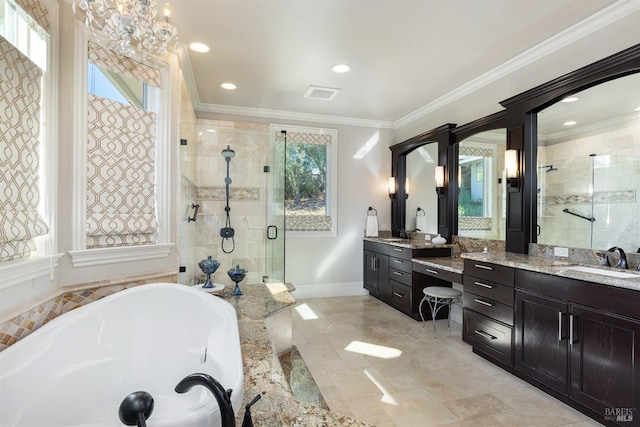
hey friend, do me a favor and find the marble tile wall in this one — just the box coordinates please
[538,122,640,253]
[192,120,270,286]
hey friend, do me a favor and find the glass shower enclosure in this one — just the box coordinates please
[264,131,286,284]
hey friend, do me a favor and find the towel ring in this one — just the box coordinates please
[368,207,378,216]
[417,207,425,216]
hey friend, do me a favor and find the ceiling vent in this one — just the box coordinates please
[304,85,341,101]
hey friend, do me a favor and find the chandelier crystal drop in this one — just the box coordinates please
[74,0,178,58]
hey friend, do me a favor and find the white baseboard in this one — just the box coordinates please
[291,281,368,299]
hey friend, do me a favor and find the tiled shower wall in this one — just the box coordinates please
[191,120,270,286]
[538,121,640,252]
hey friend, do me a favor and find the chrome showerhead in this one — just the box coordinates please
[221,145,235,159]
[539,164,558,173]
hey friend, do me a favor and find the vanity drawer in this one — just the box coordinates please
[413,263,462,284]
[364,240,389,255]
[464,259,514,286]
[463,308,512,366]
[389,281,411,312]
[389,256,413,273]
[389,267,412,286]
[389,245,412,260]
[463,275,514,306]
[463,292,513,326]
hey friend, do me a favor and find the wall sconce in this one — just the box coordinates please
[388,177,396,199]
[435,165,446,197]
[388,177,409,199]
[505,149,520,191]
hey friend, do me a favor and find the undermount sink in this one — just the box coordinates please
[565,265,639,279]
[381,238,409,242]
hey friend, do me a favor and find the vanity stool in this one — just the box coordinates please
[419,286,463,335]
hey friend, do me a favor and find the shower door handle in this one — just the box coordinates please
[267,225,278,240]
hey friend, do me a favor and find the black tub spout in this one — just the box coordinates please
[175,373,236,427]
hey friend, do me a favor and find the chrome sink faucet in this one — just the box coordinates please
[602,246,628,269]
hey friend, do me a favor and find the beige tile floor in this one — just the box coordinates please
[291,296,603,427]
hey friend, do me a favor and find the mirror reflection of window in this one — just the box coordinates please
[536,73,640,253]
[457,130,506,240]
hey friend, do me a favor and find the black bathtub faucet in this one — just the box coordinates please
[175,373,236,427]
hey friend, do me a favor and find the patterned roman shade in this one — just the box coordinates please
[85,44,161,249]
[0,35,49,261]
[86,93,158,248]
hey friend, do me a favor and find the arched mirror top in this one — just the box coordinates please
[452,112,507,240]
[498,43,640,254]
[389,124,455,237]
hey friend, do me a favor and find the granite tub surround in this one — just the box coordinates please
[461,251,640,291]
[220,283,373,427]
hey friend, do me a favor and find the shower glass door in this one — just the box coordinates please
[265,131,286,284]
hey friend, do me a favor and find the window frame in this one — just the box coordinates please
[0,0,63,290]
[272,124,338,238]
[69,23,173,267]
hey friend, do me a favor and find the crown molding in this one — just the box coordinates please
[196,102,395,129]
[393,0,640,129]
[178,0,640,131]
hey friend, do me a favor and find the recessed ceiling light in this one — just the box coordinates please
[563,121,577,126]
[561,96,580,103]
[188,42,210,53]
[331,63,351,73]
[221,82,237,90]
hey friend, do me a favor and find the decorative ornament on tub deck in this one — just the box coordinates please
[228,265,247,296]
[198,256,220,289]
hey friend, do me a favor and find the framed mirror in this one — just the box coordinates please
[390,124,455,238]
[405,143,438,234]
[452,111,507,239]
[457,129,507,240]
[536,73,640,253]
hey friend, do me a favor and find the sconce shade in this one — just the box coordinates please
[505,149,518,179]
[435,166,445,188]
[435,165,446,197]
[505,149,521,191]
[388,177,396,199]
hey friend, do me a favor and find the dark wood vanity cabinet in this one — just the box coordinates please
[462,259,515,366]
[363,240,451,320]
[364,241,389,298]
[514,269,640,425]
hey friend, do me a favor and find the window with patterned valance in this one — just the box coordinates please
[0,0,50,262]
[85,42,160,249]
[272,124,338,235]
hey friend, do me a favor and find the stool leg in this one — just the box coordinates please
[419,296,427,326]
[430,297,438,335]
[447,300,451,328]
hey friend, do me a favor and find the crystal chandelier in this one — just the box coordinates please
[74,0,178,58]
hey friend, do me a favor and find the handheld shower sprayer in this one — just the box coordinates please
[220,145,235,253]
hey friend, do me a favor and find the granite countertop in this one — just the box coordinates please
[412,256,465,275]
[212,283,372,427]
[364,236,454,250]
[461,252,640,292]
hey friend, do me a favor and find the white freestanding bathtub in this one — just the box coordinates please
[0,283,244,427]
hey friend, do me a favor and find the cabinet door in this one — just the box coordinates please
[364,250,378,293]
[376,254,390,299]
[515,290,570,394]
[570,304,640,421]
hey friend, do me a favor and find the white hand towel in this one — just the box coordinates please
[365,215,379,237]
[416,215,427,232]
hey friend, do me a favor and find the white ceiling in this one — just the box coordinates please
[172,0,622,126]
